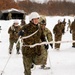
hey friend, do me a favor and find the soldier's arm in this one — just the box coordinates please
[8,27,12,34]
[46,28,53,48]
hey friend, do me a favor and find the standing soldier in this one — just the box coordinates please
[8,12,12,20]
[62,18,66,33]
[19,12,47,75]
[8,21,20,54]
[39,17,53,69]
[67,19,71,31]
[63,18,66,26]
[20,19,26,28]
[53,20,65,50]
[70,19,75,47]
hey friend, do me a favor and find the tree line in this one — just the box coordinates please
[0,0,75,16]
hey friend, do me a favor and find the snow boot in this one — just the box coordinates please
[9,51,12,54]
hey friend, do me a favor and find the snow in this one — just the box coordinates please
[0,16,75,75]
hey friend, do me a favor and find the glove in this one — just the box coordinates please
[18,30,24,36]
[44,44,49,50]
[50,44,53,48]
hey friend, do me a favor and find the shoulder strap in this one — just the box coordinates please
[21,29,39,39]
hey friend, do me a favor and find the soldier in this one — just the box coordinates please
[39,17,53,69]
[67,19,71,31]
[70,19,75,47]
[8,21,20,54]
[20,19,26,28]
[53,20,65,50]
[62,18,66,33]
[62,18,66,26]
[8,12,12,20]
[19,12,47,75]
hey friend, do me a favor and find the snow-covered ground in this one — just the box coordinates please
[0,16,75,75]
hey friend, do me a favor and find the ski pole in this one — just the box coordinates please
[47,50,53,75]
[0,55,12,75]
[0,37,21,75]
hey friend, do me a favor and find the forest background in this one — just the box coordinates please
[0,0,75,16]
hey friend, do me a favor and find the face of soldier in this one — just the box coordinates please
[41,24,45,30]
[32,18,39,25]
[14,23,19,27]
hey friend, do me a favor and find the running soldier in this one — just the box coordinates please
[39,17,53,69]
[19,12,47,75]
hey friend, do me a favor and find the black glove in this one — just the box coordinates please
[50,44,53,48]
[18,30,24,36]
[44,44,49,50]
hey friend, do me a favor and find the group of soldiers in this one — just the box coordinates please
[8,12,53,75]
[8,12,75,75]
[53,18,75,50]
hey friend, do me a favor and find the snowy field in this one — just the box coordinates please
[0,16,75,75]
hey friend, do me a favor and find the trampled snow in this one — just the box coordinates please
[0,16,75,75]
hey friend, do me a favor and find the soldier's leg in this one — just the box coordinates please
[23,56,32,75]
[55,35,62,49]
[40,46,50,69]
[16,41,20,54]
[9,40,14,54]
[34,45,47,65]
[55,35,59,49]
[57,35,62,48]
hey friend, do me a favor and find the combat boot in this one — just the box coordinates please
[9,51,12,54]
[9,49,12,54]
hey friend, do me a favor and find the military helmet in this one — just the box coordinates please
[39,16,46,25]
[40,20,46,25]
[13,20,19,26]
[29,12,40,21]
[14,20,19,24]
